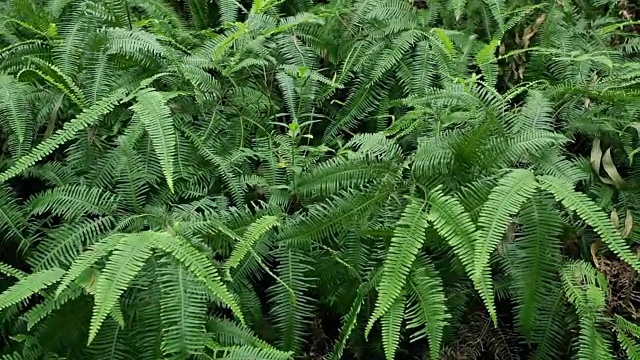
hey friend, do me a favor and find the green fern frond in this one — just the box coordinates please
[153,232,245,325]
[381,293,404,360]
[405,256,449,360]
[22,286,83,330]
[560,261,613,360]
[538,175,640,272]
[366,197,430,337]
[224,215,279,275]
[55,234,125,297]
[159,259,208,357]
[131,89,176,192]
[267,247,314,353]
[426,187,476,277]
[0,268,65,311]
[28,185,117,220]
[0,75,32,144]
[506,193,563,340]
[29,216,115,271]
[473,169,538,325]
[0,88,126,183]
[89,232,157,344]
[205,343,293,360]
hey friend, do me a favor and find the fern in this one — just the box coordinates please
[366,197,430,337]
[473,169,538,324]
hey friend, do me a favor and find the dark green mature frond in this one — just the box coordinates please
[268,247,314,353]
[205,343,293,360]
[381,293,404,360]
[473,169,538,324]
[366,197,430,337]
[0,75,32,144]
[27,185,117,220]
[0,89,126,183]
[131,89,176,192]
[159,260,208,357]
[89,232,157,343]
[405,257,449,360]
[538,175,640,272]
[505,193,563,341]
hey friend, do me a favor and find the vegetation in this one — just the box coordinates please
[0,0,639,358]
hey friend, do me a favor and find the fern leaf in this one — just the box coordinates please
[55,234,125,297]
[159,260,208,357]
[0,268,65,311]
[0,75,31,143]
[0,89,125,183]
[473,169,538,324]
[508,193,562,340]
[131,89,176,192]
[381,294,404,360]
[405,257,449,360]
[476,40,500,89]
[366,197,430,337]
[267,248,314,353]
[154,233,245,325]
[28,185,117,220]
[224,215,279,275]
[538,175,640,272]
[426,187,476,277]
[89,232,157,344]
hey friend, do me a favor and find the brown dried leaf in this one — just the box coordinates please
[622,210,634,239]
[611,209,620,228]
[591,240,602,268]
[602,147,625,187]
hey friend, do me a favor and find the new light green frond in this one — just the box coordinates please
[366,197,430,337]
[0,268,65,311]
[55,234,125,297]
[560,261,613,360]
[381,293,404,360]
[0,88,126,183]
[153,233,245,325]
[29,216,115,271]
[89,232,157,343]
[224,215,279,274]
[538,175,640,272]
[473,169,538,324]
[406,257,449,360]
[159,260,208,357]
[426,187,476,277]
[131,89,176,192]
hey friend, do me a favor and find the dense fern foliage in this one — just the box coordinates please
[0,0,639,358]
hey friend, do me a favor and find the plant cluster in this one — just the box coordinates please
[0,0,639,359]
